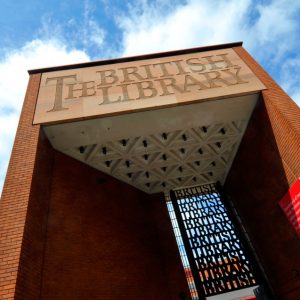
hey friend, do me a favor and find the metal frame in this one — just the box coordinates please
[170,183,269,299]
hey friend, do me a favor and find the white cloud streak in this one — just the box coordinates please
[38,1,106,51]
[82,0,106,48]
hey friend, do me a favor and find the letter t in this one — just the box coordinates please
[46,74,77,112]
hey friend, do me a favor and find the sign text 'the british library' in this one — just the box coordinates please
[33,48,265,124]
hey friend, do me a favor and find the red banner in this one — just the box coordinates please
[279,178,300,237]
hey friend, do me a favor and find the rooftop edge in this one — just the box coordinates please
[28,41,243,74]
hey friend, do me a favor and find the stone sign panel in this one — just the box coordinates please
[33,48,265,124]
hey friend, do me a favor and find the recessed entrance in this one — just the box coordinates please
[168,183,262,299]
[42,92,268,299]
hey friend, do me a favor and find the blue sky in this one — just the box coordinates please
[0,0,300,194]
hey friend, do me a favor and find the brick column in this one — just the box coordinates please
[234,46,300,184]
[225,47,300,299]
[0,74,53,299]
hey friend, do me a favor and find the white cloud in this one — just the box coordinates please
[0,113,19,196]
[88,20,106,47]
[81,0,106,48]
[280,57,300,105]
[38,1,106,51]
[251,0,300,47]
[118,0,250,56]
[0,39,89,195]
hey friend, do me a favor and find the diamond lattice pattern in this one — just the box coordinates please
[65,120,246,194]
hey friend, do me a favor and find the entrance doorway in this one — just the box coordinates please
[167,183,269,300]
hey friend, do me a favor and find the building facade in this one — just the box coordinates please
[0,42,299,299]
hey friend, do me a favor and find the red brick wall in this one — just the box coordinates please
[0,74,189,299]
[224,47,300,299]
[40,152,189,300]
[14,131,54,300]
[0,74,48,300]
